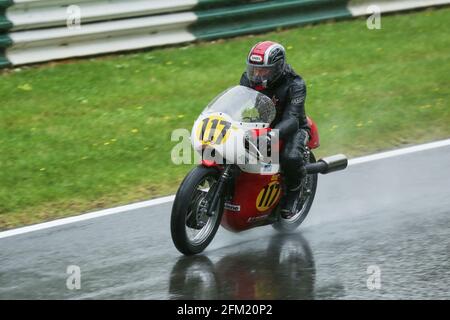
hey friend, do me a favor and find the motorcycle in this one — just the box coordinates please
[171,85,348,255]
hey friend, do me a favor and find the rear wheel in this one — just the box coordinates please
[272,152,318,232]
[171,166,224,255]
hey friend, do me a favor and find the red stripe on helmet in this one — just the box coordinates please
[251,41,276,56]
[248,41,276,65]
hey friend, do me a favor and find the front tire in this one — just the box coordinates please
[272,152,318,232]
[171,165,224,255]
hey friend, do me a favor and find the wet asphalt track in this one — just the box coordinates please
[1,145,449,299]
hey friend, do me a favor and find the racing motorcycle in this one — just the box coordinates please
[171,85,347,255]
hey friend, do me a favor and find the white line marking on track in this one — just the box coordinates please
[0,195,175,239]
[1,138,449,239]
[349,138,450,165]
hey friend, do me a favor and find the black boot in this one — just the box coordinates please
[280,184,302,219]
[280,166,307,219]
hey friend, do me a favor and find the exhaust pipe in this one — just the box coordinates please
[305,154,348,175]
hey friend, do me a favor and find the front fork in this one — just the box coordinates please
[199,165,235,217]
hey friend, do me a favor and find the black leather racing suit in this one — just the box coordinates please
[240,64,310,190]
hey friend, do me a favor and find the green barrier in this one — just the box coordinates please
[0,35,12,68]
[197,0,250,10]
[0,1,13,31]
[197,0,340,21]
[0,49,10,67]
[191,0,351,40]
[0,0,13,30]
[0,33,12,48]
[0,16,13,32]
[0,0,12,49]
[0,0,12,67]
[2,0,444,68]
[0,0,13,9]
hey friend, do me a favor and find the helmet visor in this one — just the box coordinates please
[246,60,284,86]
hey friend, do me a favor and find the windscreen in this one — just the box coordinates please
[202,85,276,124]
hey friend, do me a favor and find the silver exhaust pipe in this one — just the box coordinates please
[320,154,348,174]
[305,154,348,175]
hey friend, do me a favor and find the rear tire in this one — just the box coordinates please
[171,165,224,255]
[272,152,318,233]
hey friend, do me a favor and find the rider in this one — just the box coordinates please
[240,41,310,219]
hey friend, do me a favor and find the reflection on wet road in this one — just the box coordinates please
[169,234,316,300]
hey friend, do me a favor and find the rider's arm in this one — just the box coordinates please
[274,78,308,139]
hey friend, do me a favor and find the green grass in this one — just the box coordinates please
[1,8,449,230]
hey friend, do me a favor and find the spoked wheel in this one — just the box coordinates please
[273,152,318,232]
[171,166,224,255]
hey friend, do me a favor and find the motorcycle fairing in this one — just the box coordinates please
[221,172,282,232]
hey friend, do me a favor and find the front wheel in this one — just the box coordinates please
[171,165,224,255]
[272,152,318,232]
